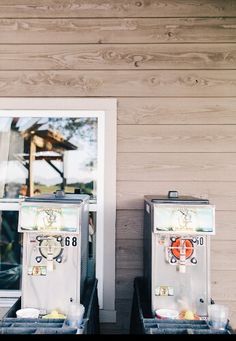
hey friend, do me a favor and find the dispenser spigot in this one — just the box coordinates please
[46,237,54,272]
[47,252,54,272]
[179,238,187,273]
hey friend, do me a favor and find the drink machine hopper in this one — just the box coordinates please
[144,191,215,319]
[18,191,90,316]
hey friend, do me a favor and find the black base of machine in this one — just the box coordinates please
[0,278,100,334]
[130,277,233,335]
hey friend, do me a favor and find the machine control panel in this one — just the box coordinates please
[19,203,80,233]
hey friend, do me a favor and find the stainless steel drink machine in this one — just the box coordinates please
[144,191,215,319]
[18,191,89,316]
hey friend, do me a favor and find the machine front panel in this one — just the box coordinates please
[22,232,81,315]
[152,234,210,317]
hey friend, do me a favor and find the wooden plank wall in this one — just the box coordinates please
[0,0,236,333]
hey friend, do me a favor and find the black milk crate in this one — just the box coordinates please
[143,318,230,334]
[130,277,233,335]
[1,278,99,334]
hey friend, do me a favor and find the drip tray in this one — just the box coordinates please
[143,318,231,334]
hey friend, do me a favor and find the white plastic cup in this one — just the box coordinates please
[16,308,40,318]
[208,304,229,330]
[66,302,85,328]
[155,309,179,319]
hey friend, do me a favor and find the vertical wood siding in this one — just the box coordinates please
[0,0,235,333]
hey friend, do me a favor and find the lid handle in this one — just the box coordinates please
[55,190,65,198]
[168,191,178,198]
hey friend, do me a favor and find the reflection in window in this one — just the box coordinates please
[0,117,97,199]
[0,116,98,290]
[0,210,21,289]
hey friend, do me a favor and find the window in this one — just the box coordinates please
[0,98,117,323]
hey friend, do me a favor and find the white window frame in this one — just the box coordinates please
[0,98,117,323]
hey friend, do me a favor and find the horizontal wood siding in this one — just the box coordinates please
[118,153,236,181]
[118,125,236,152]
[0,0,235,333]
[1,44,236,70]
[118,98,236,124]
[0,70,236,97]
[117,181,236,210]
[1,18,236,44]
[1,1,236,18]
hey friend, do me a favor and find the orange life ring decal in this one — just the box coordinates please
[171,238,194,260]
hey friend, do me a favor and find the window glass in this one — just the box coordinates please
[0,117,97,198]
[0,210,21,289]
[0,116,98,290]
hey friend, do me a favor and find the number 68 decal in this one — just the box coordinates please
[65,236,78,247]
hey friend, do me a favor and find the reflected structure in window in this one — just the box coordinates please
[0,210,21,290]
[0,116,98,291]
[0,117,98,199]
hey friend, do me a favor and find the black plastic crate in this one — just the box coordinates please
[1,278,99,334]
[130,277,233,335]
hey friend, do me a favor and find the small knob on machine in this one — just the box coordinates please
[36,256,42,263]
[168,191,178,198]
[191,257,197,264]
[56,256,62,263]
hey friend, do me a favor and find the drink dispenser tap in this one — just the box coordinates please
[179,238,187,273]
[47,253,54,272]
[18,193,90,315]
[143,192,215,318]
[45,237,55,272]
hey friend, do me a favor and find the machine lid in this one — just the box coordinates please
[24,191,89,204]
[145,191,209,204]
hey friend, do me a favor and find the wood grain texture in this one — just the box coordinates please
[211,271,236,301]
[213,211,236,241]
[116,268,142,300]
[116,239,236,270]
[118,153,236,181]
[116,210,236,241]
[117,181,236,210]
[0,70,236,97]
[116,239,143,269]
[116,210,143,240]
[0,0,235,333]
[118,125,236,153]
[211,241,236,271]
[2,44,236,70]
[1,18,236,44]
[118,98,236,125]
[1,0,236,18]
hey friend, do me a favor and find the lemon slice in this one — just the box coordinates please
[184,310,195,320]
[42,310,66,319]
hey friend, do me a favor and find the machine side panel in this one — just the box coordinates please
[80,200,89,296]
[143,200,152,309]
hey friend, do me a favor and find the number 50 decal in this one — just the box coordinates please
[65,236,78,247]
[196,237,204,246]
